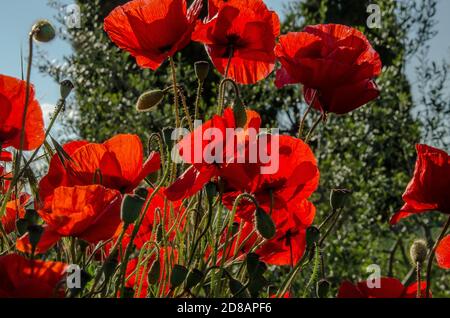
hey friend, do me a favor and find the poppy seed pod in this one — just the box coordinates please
[316,279,331,298]
[136,90,165,112]
[60,80,74,100]
[194,61,210,82]
[330,188,352,211]
[32,20,56,43]
[410,239,428,264]
[255,208,276,239]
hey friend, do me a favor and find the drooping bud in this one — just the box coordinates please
[24,209,40,225]
[147,260,161,285]
[156,224,164,243]
[330,188,352,211]
[186,269,204,289]
[233,96,247,128]
[16,219,29,236]
[410,239,428,264]
[103,250,119,281]
[170,264,188,288]
[205,182,217,206]
[255,208,276,239]
[306,226,320,248]
[60,80,74,100]
[27,225,44,251]
[32,20,56,43]
[194,61,210,82]
[136,90,165,112]
[316,279,331,298]
[120,194,145,225]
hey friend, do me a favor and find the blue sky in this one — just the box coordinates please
[0,0,448,117]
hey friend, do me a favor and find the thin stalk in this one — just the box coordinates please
[298,90,316,139]
[425,215,450,298]
[169,57,181,129]
[304,114,323,144]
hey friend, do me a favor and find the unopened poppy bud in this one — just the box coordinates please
[147,260,161,285]
[171,264,188,288]
[306,226,320,247]
[186,269,204,289]
[123,287,135,298]
[316,279,331,298]
[205,182,217,206]
[233,96,247,128]
[27,225,44,251]
[104,252,119,281]
[136,89,165,112]
[229,277,245,297]
[16,219,29,236]
[194,61,210,82]
[255,208,276,239]
[32,20,56,43]
[134,187,148,200]
[25,209,39,225]
[330,188,352,210]
[246,253,260,274]
[120,194,145,225]
[60,80,74,100]
[156,224,164,243]
[410,239,428,264]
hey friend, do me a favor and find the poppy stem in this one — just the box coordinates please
[169,57,181,129]
[194,79,204,121]
[304,113,323,144]
[298,90,316,139]
[416,262,422,298]
[425,215,450,298]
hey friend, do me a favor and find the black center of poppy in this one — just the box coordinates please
[159,44,173,54]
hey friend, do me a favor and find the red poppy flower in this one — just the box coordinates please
[165,108,261,201]
[192,0,280,84]
[222,135,319,222]
[16,185,122,254]
[0,254,67,298]
[275,24,382,114]
[39,134,161,202]
[125,247,178,298]
[0,151,12,162]
[338,277,428,298]
[257,200,316,266]
[436,235,450,269]
[0,74,45,151]
[1,193,30,235]
[390,144,450,225]
[104,0,203,70]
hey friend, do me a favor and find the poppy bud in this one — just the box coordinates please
[134,187,148,200]
[186,269,204,289]
[233,96,247,128]
[231,222,240,236]
[103,252,119,281]
[162,127,175,150]
[147,260,161,285]
[32,20,56,43]
[156,224,164,243]
[194,61,210,82]
[410,239,428,264]
[171,264,188,288]
[306,226,320,248]
[120,194,145,225]
[27,225,44,251]
[330,188,352,211]
[60,80,74,100]
[205,182,217,206]
[122,287,135,298]
[25,209,40,225]
[136,90,165,112]
[229,277,246,297]
[316,279,331,298]
[255,208,276,239]
[16,219,29,236]
[246,253,260,275]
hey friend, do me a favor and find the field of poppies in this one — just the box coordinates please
[0,0,449,299]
